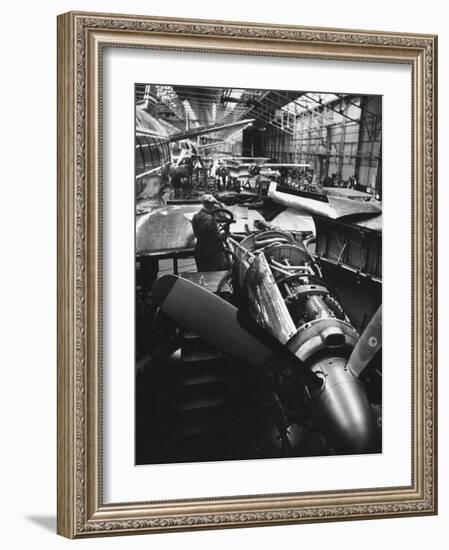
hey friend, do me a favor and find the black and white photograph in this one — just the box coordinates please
[1,0,444,543]
[135,84,382,465]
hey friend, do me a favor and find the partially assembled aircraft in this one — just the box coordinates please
[137,182,382,456]
[135,101,382,459]
[135,105,255,203]
[213,155,311,182]
[152,224,381,453]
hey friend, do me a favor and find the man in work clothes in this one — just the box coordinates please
[191,194,228,272]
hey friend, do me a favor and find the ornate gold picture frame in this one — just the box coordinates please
[57,11,437,538]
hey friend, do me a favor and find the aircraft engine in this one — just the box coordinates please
[216,165,229,178]
[234,231,378,453]
[248,163,261,176]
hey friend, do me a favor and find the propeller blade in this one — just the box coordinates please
[152,275,321,389]
[347,306,382,377]
[152,274,278,368]
[236,309,322,390]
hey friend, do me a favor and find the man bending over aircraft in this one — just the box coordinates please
[191,194,229,272]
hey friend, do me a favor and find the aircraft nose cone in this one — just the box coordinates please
[310,357,378,453]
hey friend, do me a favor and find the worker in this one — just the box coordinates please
[171,171,183,199]
[191,194,228,271]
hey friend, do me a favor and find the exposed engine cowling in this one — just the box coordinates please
[234,230,378,453]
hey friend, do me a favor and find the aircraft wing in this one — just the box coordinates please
[198,141,226,149]
[270,208,315,234]
[223,157,271,163]
[262,163,311,168]
[323,187,374,199]
[136,118,255,142]
[167,119,256,142]
[226,162,310,168]
[268,182,382,221]
[136,205,198,256]
[136,203,268,256]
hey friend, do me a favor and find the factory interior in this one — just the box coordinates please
[135,84,382,465]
